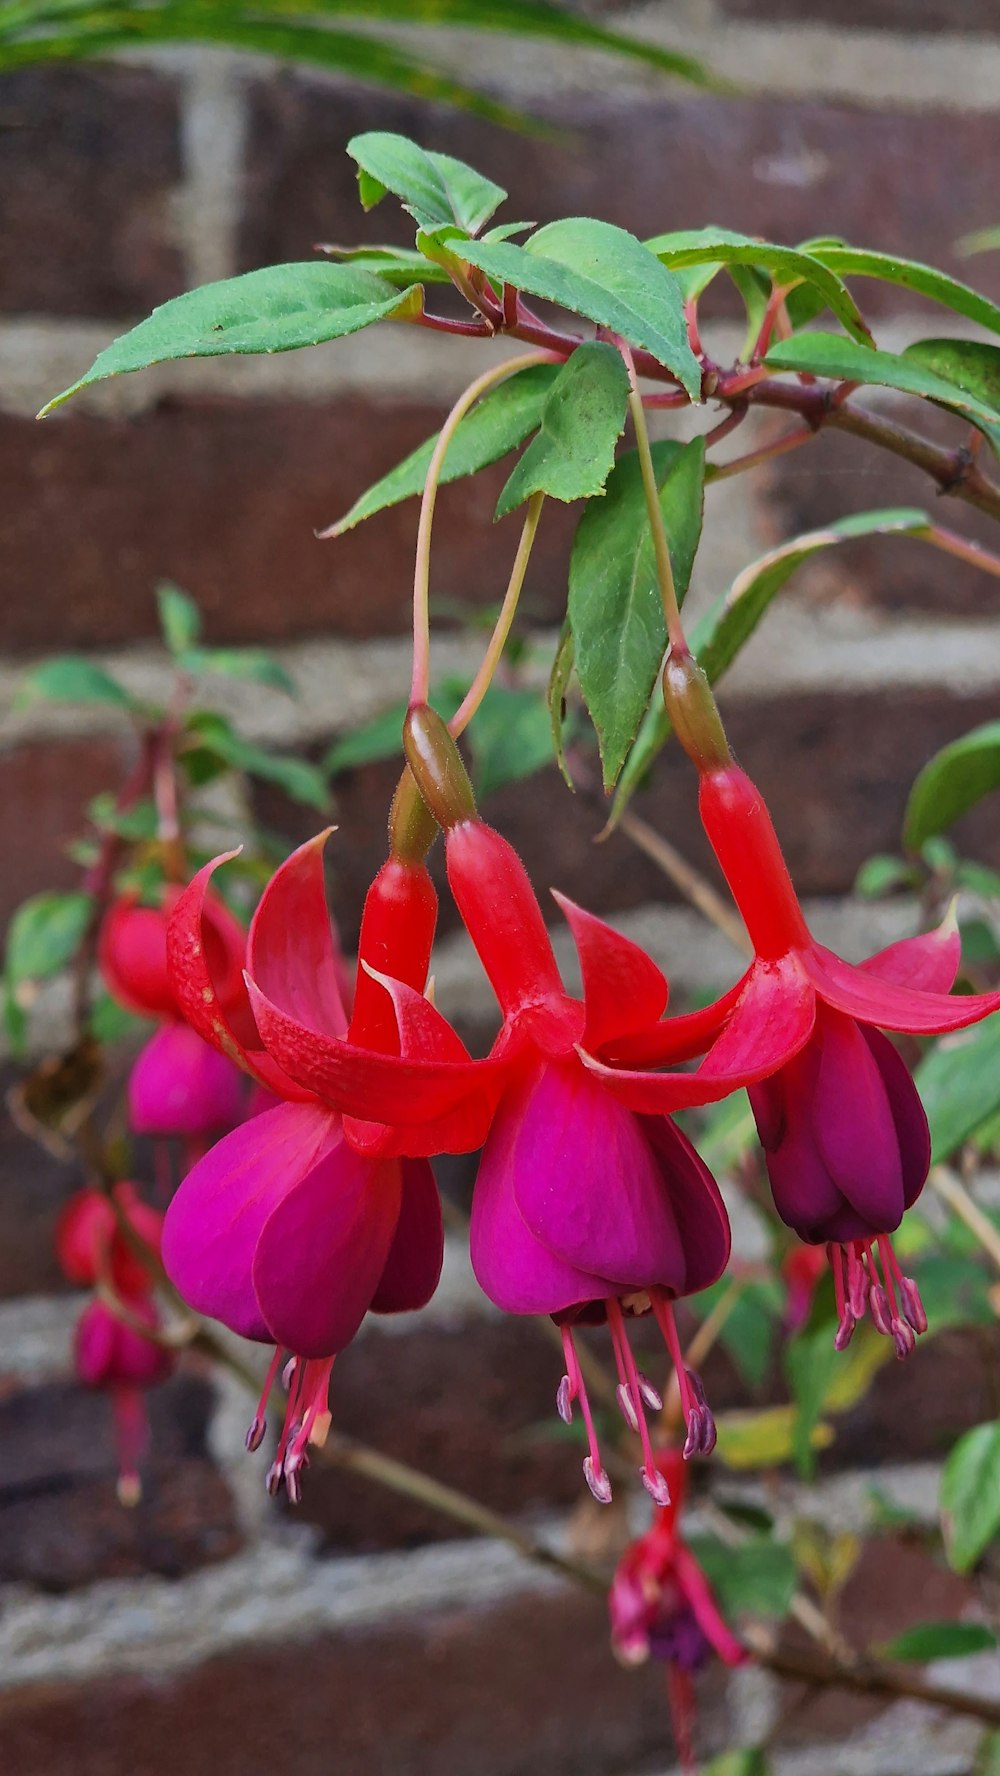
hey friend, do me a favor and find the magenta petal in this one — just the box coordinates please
[639,1115,731,1294]
[370,1159,444,1313]
[247,831,348,1040]
[251,1142,401,1357]
[471,1083,613,1314]
[748,1055,845,1240]
[860,916,960,994]
[552,892,668,1052]
[806,942,1000,1034]
[128,1022,246,1136]
[508,1062,688,1291]
[162,1100,342,1342]
[812,1011,905,1231]
[863,1027,931,1213]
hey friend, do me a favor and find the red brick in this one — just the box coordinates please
[0,1587,729,1776]
[0,734,135,928]
[0,67,184,317]
[256,686,1000,947]
[0,1376,241,1588]
[718,0,998,29]
[239,82,1000,317]
[1,400,576,653]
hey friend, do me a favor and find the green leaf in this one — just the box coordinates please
[905,1252,994,1332]
[802,240,1000,341]
[646,227,874,345]
[87,793,159,842]
[321,363,560,536]
[318,243,450,285]
[4,890,93,984]
[916,1016,1000,1164]
[714,1403,833,1469]
[157,582,201,654]
[905,338,1000,453]
[17,655,136,710]
[185,712,329,809]
[704,1752,770,1776]
[941,1422,1000,1572]
[547,618,577,790]
[348,131,506,233]
[687,1535,796,1620]
[854,854,919,899]
[569,439,704,789]
[40,263,422,414]
[765,333,1000,454]
[495,343,629,519]
[719,1280,783,1391]
[905,721,1000,850]
[178,647,297,695]
[324,681,463,776]
[611,506,931,825]
[785,1316,839,1479]
[877,1620,998,1663]
[467,686,553,798]
[459,220,702,396]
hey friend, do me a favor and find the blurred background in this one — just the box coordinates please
[2,2,1000,1771]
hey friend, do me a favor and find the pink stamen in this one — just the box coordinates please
[246,1346,284,1453]
[608,1301,670,1505]
[559,1324,611,1503]
[651,1291,715,1459]
[829,1243,856,1350]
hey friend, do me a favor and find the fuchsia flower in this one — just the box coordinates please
[611,762,1000,1358]
[243,734,801,1503]
[57,1185,173,1503]
[610,1447,745,1775]
[99,886,248,1140]
[161,835,447,1498]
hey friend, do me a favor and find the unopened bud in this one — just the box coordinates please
[662,649,731,773]
[388,765,439,864]
[403,703,477,830]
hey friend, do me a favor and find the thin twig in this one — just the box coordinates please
[617,809,752,958]
[743,1628,1000,1729]
[929,1165,1000,1277]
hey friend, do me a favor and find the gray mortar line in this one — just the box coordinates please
[171,54,248,290]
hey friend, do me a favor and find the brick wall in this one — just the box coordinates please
[2,4,1000,1771]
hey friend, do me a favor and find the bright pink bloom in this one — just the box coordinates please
[128,1020,247,1137]
[75,1296,175,1504]
[161,838,445,1498]
[613,763,1000,1357]
[99,885,246,1020]
[245,816,786,1502]
[610,1448,745,1773]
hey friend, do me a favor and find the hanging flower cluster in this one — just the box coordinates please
[156,673,1000,1506]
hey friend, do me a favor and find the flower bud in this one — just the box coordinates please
[387,766,439,865]
[402,704,476,830]
[661,649,731,773]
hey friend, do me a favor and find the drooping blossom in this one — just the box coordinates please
[99,887,248,1141]
[609,1448,745,1775]
[609,760,1000,1358]
[57,1184,173,1503]
[161,821,449,1499]
[242,711,808,1502]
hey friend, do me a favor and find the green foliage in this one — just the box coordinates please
[326,679,554,799]
[3,891,93,1050]
[17,656,137,710]
[178,648,298,696]
[0,1,715,120]
[877,1621,997,1662]
[568,438,705,789]
[941,1422,1000,1572]
[494,344,629,519]
[157,582,201,654]
[904,721,1000,850]
[765,334,1000,453]
[904,339,1000,450]
[460,220,702,395]
[800,240,1000,339]
[40,264,423,414]
[323,364,560,536]
[687,1533,796,1619]
[184,711,329,809]
[349,132,506,235]
[917,1018,1000,1164]
[646,227,874,345]
[704,1753,770,1776]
